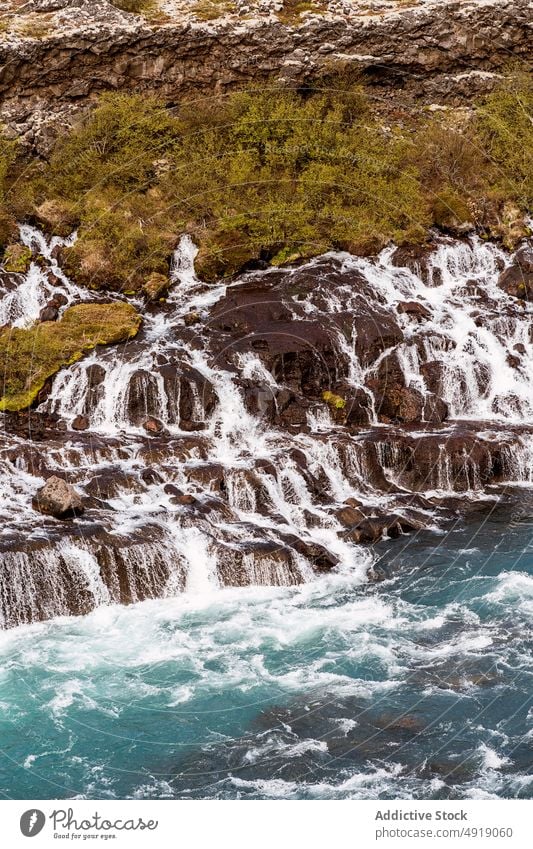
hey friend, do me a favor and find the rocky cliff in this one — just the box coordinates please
[0,0,531,151]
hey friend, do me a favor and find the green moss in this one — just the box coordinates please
[3,244,32,273]
[0,302,141,411]
[323,390,346,410]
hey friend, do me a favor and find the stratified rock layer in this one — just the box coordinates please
[0,0,530,150]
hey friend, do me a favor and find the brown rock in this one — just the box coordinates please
[376,386,425,424]
[39,305,58,322]
[396,300,431,320]
[176,494,197,505]
[33,475,84,518]
[71,415,89,431]
[498,248,533,300]
[143,417,164,434]
[184,311,201,326]
[344,497,363,508]
[423,393,448,424]
[336,506,365,527]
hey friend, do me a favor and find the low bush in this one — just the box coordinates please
[7,72,532,290]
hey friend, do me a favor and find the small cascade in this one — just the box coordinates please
[0,226,533,628]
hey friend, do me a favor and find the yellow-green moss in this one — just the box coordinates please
[323,390,346,410]
[0,302,141,411]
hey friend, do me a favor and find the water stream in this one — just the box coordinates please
[0,228,532,797]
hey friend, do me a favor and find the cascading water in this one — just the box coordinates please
[1,226,533,800]
[0,227,532,628]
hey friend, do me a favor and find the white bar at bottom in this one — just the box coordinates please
[3,799,530,848]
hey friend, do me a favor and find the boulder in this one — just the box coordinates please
[376,385,425,424]
[335,505,365,527]
[498,248,533,300]
[33,475,84,518]
[71,414,89,430]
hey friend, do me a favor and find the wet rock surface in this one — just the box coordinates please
[0,229,532,627]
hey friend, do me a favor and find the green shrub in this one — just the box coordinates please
[3,243,32,273]
[22,74,533,289]
[476,72,533,206]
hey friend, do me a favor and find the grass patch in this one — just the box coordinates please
[277,0,327,23]
[191,0,236,21]
[0,302,141,411]
[17,16,53,40]
[111,0,156,13]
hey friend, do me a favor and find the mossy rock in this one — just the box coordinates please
[323,390,346,410]
[0,302,141,411]
[3,243,32,274]
[143,272,169,300]
[34,199,78,237]
[194,230,260,283]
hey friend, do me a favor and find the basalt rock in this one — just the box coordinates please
[0,1,529,153]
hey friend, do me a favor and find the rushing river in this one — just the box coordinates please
[0,504,532,800]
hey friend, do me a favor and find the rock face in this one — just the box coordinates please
[33,475,84,518]
[0,0,530,150]
[498,247,533,301]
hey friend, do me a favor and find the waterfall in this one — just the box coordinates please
[0,227,532,628]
